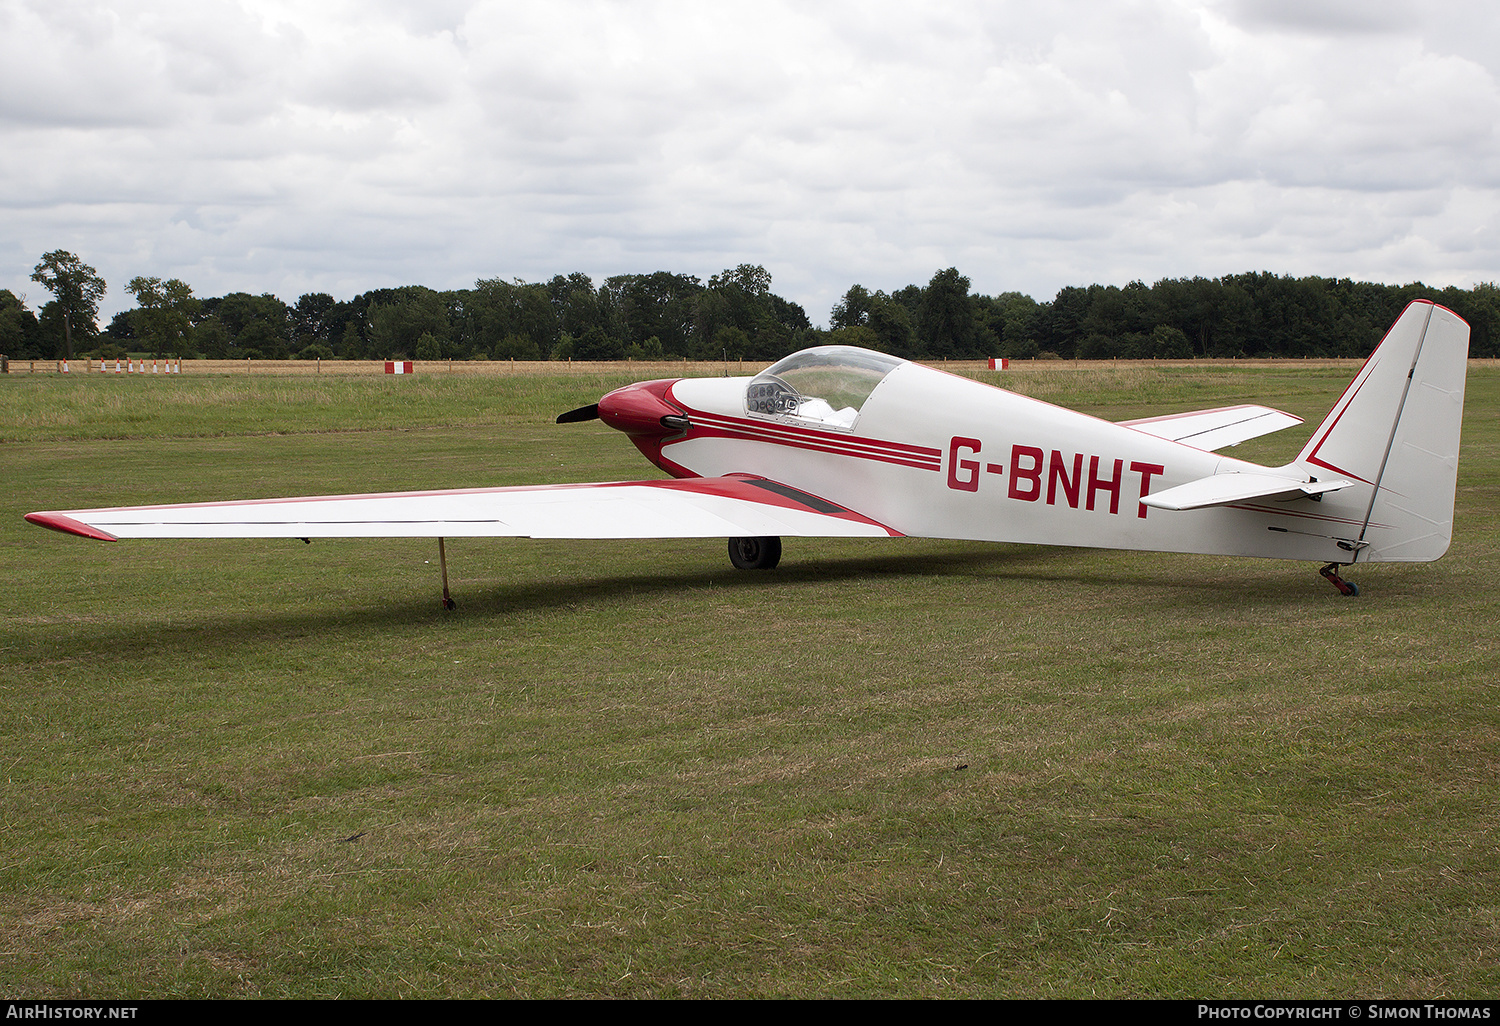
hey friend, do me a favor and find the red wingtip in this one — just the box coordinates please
[24,512,119,542]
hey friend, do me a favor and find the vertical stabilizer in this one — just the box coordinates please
[1296,300,1470,562]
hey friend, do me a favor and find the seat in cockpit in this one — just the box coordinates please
[744,346,903,430]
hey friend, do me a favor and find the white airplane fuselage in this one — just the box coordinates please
[620,364,1345,563]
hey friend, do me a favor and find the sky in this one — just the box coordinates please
[3,0,1498,328]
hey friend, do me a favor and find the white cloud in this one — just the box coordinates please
[2,0,1497,327]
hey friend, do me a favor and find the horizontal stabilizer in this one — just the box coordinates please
[1121,405,1302,451]
[1143,472,1353,511]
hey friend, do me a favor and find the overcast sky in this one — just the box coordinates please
[3,0,1497,327]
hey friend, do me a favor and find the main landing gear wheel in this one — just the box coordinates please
[1319,563,1360,597]
[728,536,782,570]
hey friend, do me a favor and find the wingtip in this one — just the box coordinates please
[24,512,119,542]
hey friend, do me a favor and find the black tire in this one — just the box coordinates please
[728,536,782,570]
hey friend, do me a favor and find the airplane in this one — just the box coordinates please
[24,299,1469,605]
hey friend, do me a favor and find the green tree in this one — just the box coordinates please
[918,267,976,358]
[601,272,702,357]
[572,325,622,360]
[824,324,881,349]
[695,265,806,361]
[336,321,365,360]
[831,285,873,330]
[194,318,230,359]
[994,291,1043,358]
[0,290,40,358]
[31,250,106,359]
[713,325,751,359]
[1043,285,1093,357]
[291,293,337,345]
[711,264,772,297]
[104,311,136,342]
[547,273,603,339]
[125,276,199,357]
[624,335,664,361]
[471,278,558,358]
[203,292,293,358]
[867,292,917,356]
[367,287,449,358]
[1151,324,1193,359]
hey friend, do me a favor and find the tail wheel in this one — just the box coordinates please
[1319,562,1360,597]
[728,536,782,570]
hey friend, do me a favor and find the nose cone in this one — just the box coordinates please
[597,379,683,438]
[596,378,691,476]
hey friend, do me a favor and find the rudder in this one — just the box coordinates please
[1296,300,1470,562]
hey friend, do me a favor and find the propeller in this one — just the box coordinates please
[555,403,600,424]
[557,380,682,436]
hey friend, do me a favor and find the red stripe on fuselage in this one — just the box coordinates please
[666,394,943,473]
[681,424,943,471]
[1227,502,1388,530]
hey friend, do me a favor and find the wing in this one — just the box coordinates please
[25,475,901,541]
[1119,404,1302,451]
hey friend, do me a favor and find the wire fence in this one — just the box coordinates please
[1,354,1439,379]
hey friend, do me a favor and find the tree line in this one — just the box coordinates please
[4,251,1498,364]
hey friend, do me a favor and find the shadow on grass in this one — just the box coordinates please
[8,542,1373,667]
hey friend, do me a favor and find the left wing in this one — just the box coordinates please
[1120,404,1302,451]
[25,475,900,541]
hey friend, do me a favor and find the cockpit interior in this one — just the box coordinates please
[744,346,904,429]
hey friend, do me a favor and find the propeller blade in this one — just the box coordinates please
[556,403,600,424]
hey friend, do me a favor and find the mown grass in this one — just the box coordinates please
[1,364,1496,997]
[0,360,1367,444]
[0,373,653,443]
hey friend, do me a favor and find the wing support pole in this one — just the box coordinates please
[438,537,455,611]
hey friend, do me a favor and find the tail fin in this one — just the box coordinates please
[1296,300,1470,562]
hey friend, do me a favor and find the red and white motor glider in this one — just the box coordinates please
[26,300,1469,605]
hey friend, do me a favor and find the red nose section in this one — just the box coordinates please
[597,379,683,437]
[597,379,690,476]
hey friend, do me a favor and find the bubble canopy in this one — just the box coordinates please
[744,346,904,428]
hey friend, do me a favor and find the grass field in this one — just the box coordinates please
[2,363,1497,998]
